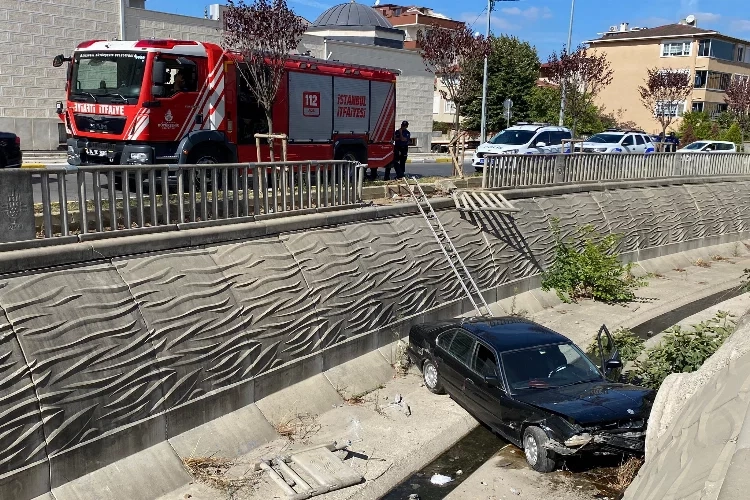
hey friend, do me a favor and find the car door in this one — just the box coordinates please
[620,134,635,153]
[433,329,475,402]
[529,131,551,154]
[592,325,622,381]
[463,341,507,431]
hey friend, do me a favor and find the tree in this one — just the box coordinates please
[462,35,540,134]
[546,44,613,138]
[528,86,612,135]
[637,68,692,148]
[679,122,697,148]
[725,77,750,151]
[679,111,714,141]
[722,122,743,146]
[417,24,490,177]
[223,0,307,159]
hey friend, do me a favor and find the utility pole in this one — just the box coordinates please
[558,0,576,127]
[480,0,519,143]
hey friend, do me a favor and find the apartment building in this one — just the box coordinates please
[587,18,750,133]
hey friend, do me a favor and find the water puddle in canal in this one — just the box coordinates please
[381,424,628,500]
[381,425,504,499]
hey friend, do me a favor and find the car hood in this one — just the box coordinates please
[515,381,654,425]
[580,142,619,149]
[477,143,526,153]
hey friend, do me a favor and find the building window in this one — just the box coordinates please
[706,71,732,91]
[661,41,691,57]
[692,101,704,112]
[444,100,456,114]
[654,101,685,117]
[433,94,440,114]
[739,46,745,63]
[698,39,711,57]
[697,38,738,61]
[705,102,728,117]
[695,70,707,88]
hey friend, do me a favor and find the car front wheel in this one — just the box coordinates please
[422,359,444,395]
[522,426,557,473]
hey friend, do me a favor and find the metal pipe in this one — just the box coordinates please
[122,170,131,229]
[58,172,69,236]
[559,0,576,127]
[40,173,52,238]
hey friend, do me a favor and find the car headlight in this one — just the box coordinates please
[594,147,608,153]
[129,152,149,162]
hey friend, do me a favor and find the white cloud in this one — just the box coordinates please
[500,6,553,21]
[693,12,721,23]
[730,19,750,31]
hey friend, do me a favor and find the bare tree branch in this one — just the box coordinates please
[223,0,307,139]
[417,24,490,177]
[547,44,613,137]
[726,77,750,151]
[637,67,693,144]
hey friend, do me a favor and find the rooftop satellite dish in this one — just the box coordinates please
[686,14,696,25]
[374,0,380,5]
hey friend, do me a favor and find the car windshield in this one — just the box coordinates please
[684,142,709,150]
[71,51,147,101]
[586,133,624,144]
[488,130,536,145]
[501,343,603,392]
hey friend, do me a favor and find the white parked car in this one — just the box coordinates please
[472,124,573,171]
[676,140,737,153]
[576,130,656,154]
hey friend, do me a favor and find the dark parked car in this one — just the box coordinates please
[0,131,21,168]
[408,317,655,472]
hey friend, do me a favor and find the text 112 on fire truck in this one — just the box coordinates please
[52,39,398,169]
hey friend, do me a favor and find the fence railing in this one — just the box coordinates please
[2,160,365,243]
[482,152,750,189]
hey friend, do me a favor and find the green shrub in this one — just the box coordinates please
[541,221,646,303]
[432,121,454,134]
[626,312,736,390]
[586,328,645,364]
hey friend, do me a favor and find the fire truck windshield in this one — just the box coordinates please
[71,52,147,102]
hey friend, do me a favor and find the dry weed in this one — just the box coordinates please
[274,412,321,443]
[183,455,261,492]
[712,254,729,262]
[610,456,644,491]
[694,259,711,268]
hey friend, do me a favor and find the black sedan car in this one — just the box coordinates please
[408,317,655,472]
[0,131,22,168]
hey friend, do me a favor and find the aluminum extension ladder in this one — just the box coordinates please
[403,176,492,317]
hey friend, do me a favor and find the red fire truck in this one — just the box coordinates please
[53,39,397,168]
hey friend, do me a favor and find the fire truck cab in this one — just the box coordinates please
[53,39,398,169]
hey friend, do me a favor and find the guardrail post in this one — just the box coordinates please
[40,172,52,238]
[356,163,365,202]
[58,172,69,236]
[77,170,88,234]
[553,154,566,183]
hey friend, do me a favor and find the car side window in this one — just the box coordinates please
[447,331,475,365]
[622,135,634,146]
[436,330,456,350]
[472,343,499,377]
[534,131,551,146]
[635,135,644,145]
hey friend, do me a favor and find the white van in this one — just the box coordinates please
[676,140,737,153]
[472,123,573,171]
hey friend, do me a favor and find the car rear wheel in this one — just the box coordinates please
[422,359,444,395]
[522,426,557,473]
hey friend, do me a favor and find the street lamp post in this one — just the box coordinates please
[558,0,576,127]
[479,0,519,143]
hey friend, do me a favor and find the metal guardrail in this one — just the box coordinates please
[481,153,750,189]
[3,160,365,242]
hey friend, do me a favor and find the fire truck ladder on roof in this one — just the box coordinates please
[403,176,491,317]
[452,188,519,214]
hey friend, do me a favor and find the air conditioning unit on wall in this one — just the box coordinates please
[609,26,618,32]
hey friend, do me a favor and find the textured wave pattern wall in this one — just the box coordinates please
[1,181,750,491]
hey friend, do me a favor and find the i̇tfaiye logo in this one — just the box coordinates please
[164,110,173,122]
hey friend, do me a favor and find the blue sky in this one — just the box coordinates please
[146,0,749,59]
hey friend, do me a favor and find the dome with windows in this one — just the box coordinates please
[311,1,394,29]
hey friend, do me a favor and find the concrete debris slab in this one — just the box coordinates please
[430,474,453,485]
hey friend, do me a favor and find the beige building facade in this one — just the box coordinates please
[588,21,750,134]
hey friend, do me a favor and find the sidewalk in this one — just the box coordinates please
[154,242,750,500]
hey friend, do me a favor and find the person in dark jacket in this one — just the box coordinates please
[385,121,410,180]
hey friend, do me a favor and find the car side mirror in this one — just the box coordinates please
[52,54,70,68]
[484,375,502,388]
[605,359,623,370]
[536,142,546,147]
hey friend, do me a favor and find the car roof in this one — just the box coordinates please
[423,317,571,353]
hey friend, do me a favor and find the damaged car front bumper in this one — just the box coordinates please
[545,430,646,456]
